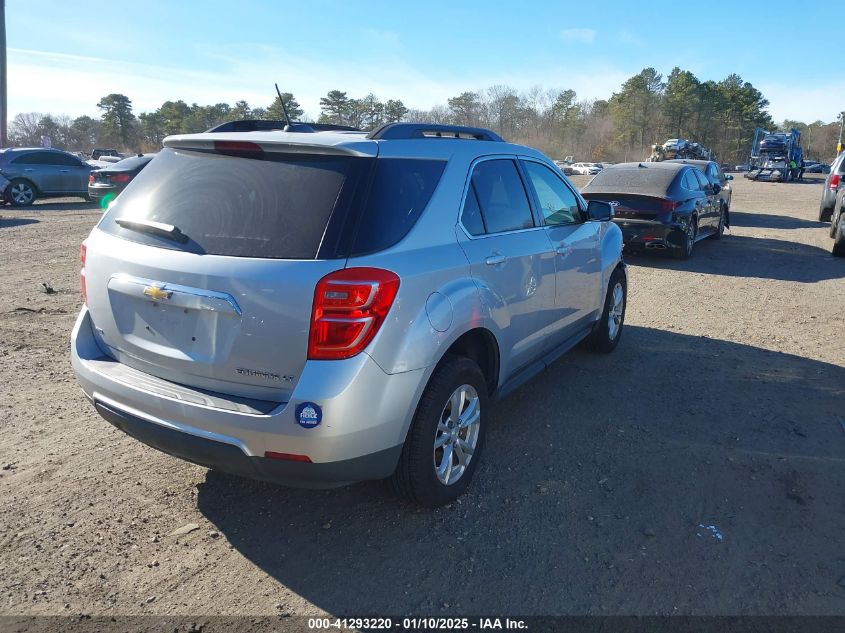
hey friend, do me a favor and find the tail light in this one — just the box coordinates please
[308,267,400,360]
[80,241,88,306]
[831,174,840,190]
[88,174,95,184]
[660,199,680,212]
[111,173,131,183]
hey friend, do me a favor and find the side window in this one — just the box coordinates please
[681,171,697,191]
[467,159,534,234]
[11,153,44,165]
[522,161,582,226]
[51,153,83,167]
[693,169,710,190]
[460,185,486,236]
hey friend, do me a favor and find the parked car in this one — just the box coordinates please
[0,148,93,206]
[666,159,732,228]
[71,122,626,507]
[581,161,725,259]
[92,148,121,160]
[734,164,751,172]
[554,160,574,175]
[828,189,845,257]
[818,151,845,222]
[802,161,826,174]
[570,162,602,175]
[88,153,156,204]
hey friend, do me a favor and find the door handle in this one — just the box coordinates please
[60,169,70,173]
[24,169,33,172]
[485,254,506,266]
[555,245,572,256]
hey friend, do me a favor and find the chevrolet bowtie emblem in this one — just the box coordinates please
[143,285,172,301]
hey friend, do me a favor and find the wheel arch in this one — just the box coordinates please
[435,327,500,397]
[6,177,40,197]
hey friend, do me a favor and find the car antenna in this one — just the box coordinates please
[275,83,292,128]
[274,83,313,133]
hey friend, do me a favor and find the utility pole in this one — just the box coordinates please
[0,0,7,148]
[838,111,844,155]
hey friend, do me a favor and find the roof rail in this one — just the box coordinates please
[367,123,504,142]
[206,119,362,133]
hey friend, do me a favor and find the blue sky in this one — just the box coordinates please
[8,0,844,123]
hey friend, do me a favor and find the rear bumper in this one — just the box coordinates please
[94,399,401,488]
[71,307,425,487]
[612,218,687,252]
[88,184,123,200]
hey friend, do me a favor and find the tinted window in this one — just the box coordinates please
[50,152,84,167]
[100,148,360,259]
[11,152,48,165]
[351,158,446,254]
[681,171,698,190]
[693,169,710,189]
[469,159,534,234]
[460,186,486,236]
[109,154,155,171]
[522,161,582,226]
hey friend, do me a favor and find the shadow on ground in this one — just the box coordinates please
[27,200,100,212]
[0,218,39,229]
[197,326,845,616]
[626,232,843,283]
[730,211,827,231]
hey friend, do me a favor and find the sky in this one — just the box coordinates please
[6,0,844,124]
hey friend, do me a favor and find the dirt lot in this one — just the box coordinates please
[0,175,843,617]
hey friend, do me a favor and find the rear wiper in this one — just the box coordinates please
[114,217,189,244]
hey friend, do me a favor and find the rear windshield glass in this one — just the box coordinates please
[99,148,358,259]
[582,166,680,196]
[351,158,445,255]
[110,154,155,170]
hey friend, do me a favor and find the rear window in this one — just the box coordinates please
[583,166,680,196]
[99,149,445,259]
[350,158,446,255]
[100,148,360,259]
[110,154,155,170]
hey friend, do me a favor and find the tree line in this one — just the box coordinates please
[6,67,843,164]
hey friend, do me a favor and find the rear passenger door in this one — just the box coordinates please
[692,168,717,230]
[520,159,602,338]
[456,157,558,376]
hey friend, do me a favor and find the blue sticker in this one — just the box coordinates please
[295,402,322,429]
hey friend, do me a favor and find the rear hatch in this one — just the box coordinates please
[84,139,377,402]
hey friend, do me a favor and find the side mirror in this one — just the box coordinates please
[587,200,613,221]
[725,174,734,181]
[712,183,722,195]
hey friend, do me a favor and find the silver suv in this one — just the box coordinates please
[71,122,627,506]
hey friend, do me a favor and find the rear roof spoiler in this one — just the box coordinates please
[367,123,504,142]
[206,120,362,133]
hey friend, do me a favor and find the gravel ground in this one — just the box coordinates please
[0,175,843,617]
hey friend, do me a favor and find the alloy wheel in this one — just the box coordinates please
[607,282,625,341]
[11,182,34,205]
[433,384,481,486]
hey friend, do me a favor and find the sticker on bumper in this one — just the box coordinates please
[295,402,322,429]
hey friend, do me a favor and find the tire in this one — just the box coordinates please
[588,267,627,353]
[673,216,697,260]
[6,179,36,207]
[830,206,841,238]
[711,203,726,240]
[391,356,488,507]
[819,201,833,223]
[833,215,845,258]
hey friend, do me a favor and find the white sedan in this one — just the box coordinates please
[569,162,602,175]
